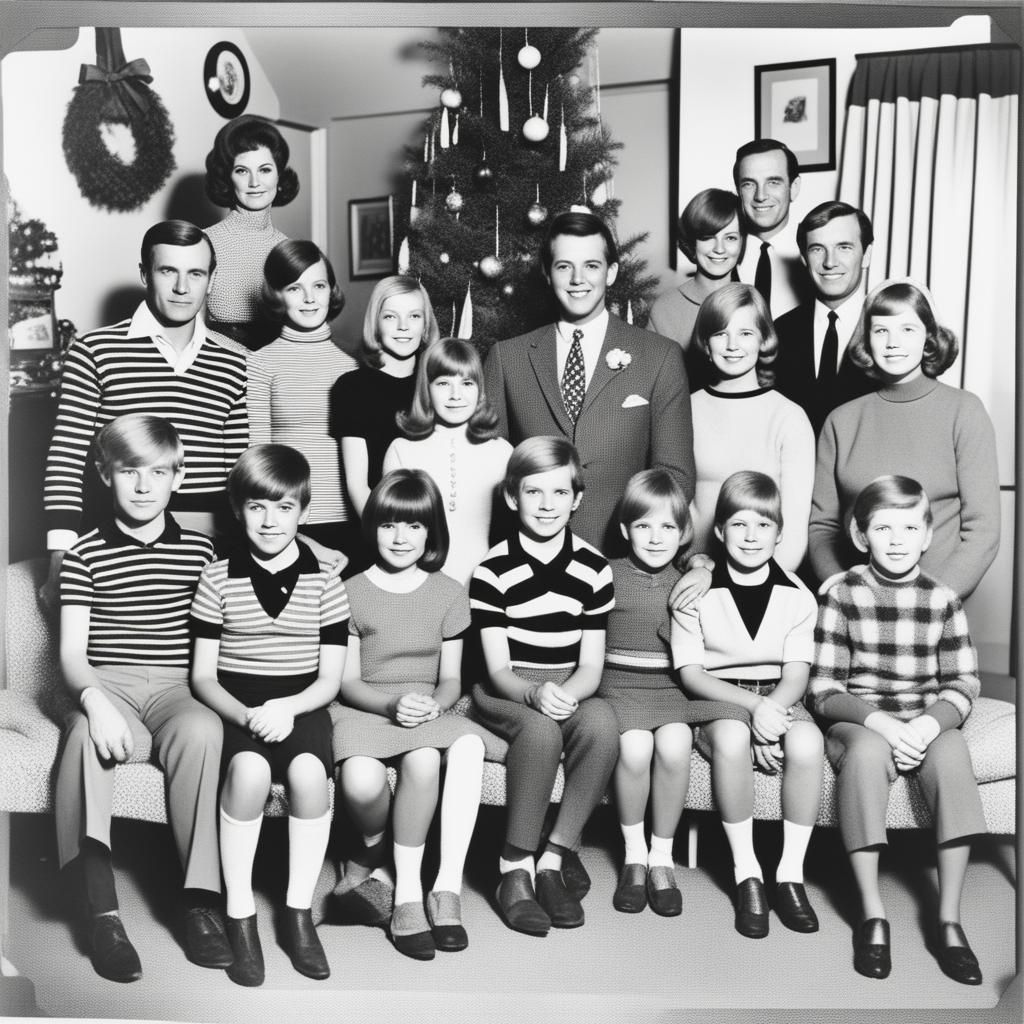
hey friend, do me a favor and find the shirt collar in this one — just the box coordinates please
[814,288,865,326]
[556,308,609,348]
[227,539,320,578]
[709,556,794,591]
[129,301,207,353]
[97,512,182,547]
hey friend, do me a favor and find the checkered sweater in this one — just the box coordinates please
[808,564,979,729]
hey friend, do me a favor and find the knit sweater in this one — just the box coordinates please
[205,207,287,323]
[690,386,815,571]
[807,563,979,732]
[809,375,1000,598]
[248,324,358,525]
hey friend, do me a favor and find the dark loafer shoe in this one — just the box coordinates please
[183,905,234,968]
[560,849,591,900]
[612,863,648,913]
[389,901,435,961]
[535,868,584,928]
[734,877,769,938]
[426,891,469,952]
[225,914,264,987]
[937,921,982,985]
[774,882,819,933]
[853,917,891,979]
[495,869,550,936]
[282,907,330,979]
[646,865,682,918]
[88,914,142,983]
[329,876,393,928]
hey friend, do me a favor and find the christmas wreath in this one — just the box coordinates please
[62,28,176,213]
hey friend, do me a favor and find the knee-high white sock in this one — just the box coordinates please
[286,810,332,910]
[648,833,674,870]
[431,739,483,895]
[393,842,425,906]
[620,821,648,866]
[220,807,263,919]
[721,817,762,885]
[776,820,814,884]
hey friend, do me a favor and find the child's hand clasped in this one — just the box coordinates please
[751,696,792,745]
[247,700,295,744]
[391,692,441,728]
[865,711,929,772]
[752,740,784,774]
[527,681,578,721]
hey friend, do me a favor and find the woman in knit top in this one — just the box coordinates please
[204,115,299,350]
[687,283,815,571]
[808,279,1000,599]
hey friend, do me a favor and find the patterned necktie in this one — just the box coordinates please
[561,328,586,422]
[819,310,839,384]
[754,241,772,306]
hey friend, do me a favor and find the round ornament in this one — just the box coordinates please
[440,87,462,109]
[522,116,549,142]
[439,252,451,264]
[501,282,516,299]
[479,255,503,279]
[566,72,581,88]
[445,189,465,213]
[517,44,541,70]
[473,161,494,190]
[526,201,548,226]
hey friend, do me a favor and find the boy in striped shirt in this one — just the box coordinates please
[55,414,231,983]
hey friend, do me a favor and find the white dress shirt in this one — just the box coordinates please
[129,302,208,375]
[812,290,865,376]
[736,218,806,319]
[554,309,609,392]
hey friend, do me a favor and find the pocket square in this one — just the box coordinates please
[621,394,649,408]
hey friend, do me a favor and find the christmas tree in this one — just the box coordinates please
[397,27,658,347]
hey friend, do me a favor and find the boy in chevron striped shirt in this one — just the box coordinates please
[808,474,986,985]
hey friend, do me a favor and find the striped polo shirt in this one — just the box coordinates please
[44,313,248,535]
[470,529,614,673]
[60,516,215,668]
[190,543,350,681]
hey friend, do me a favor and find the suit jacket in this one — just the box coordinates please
[773,301,878,438]
[484,314,695,555]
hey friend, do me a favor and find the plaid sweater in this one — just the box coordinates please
[808,564,979,730]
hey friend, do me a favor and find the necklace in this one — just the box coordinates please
[447,434,458,512]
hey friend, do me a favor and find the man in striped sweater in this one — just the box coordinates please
[42,220,248,604]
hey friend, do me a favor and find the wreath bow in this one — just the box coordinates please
[78,57,154,118]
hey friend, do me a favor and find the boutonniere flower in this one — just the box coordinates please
[606,348,632,370]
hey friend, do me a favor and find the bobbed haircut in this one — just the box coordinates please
[714,470,783,530]
[847,280,959,380]
[502,435,584,504]
[796,200,874,254]
[677,188,744,264]
[93,414,184,475]
[540,211,619,275]
[618,469,694,561]
[228,444,311,518]
[260,239,345,325]
[732,138,801,187]
[204,115,299,209]
[852,474,933,534]
[362,468,449,572]
[397,337,499,443]
[361,275,441,369]
[693,282,778,388]
[140,220,216,275]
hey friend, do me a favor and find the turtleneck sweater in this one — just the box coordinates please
[809,374,1000,598]
[205,207,287,323]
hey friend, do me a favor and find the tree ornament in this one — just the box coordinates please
[440,87,462,109]
[445,188,464,213]
[473,159,494,190]
[566,72,581,88]
[439,252,451,264]
[479,254,503,279]
[518,45,541,69]
[497,29,509,132]
[570,203,591,213]
[501,282,516,299]
[526,201,548,226]
[523,115,549,142]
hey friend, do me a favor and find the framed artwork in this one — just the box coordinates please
[754,58,836,172]
[203,41,251,118]
[348,196,393,279]
[8,284,57,365]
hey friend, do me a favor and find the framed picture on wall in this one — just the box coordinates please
[754,58,836,172]
[8,285,57,365]
[349,196,393,279]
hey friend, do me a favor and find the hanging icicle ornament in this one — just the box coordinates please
[522,70,549,142]
[626,300,634,325]
[458,281,473,339]
[479,204,504,279]
[526,183,548,227]
[559,99,568,171]
[397,235,411,274]
[518,28,541,69]
[497,29,510,132]
[440,108,450,149]
[452,114,459,146]
[409,178,419,223]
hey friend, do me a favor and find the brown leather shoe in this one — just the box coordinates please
[495,869,550,936]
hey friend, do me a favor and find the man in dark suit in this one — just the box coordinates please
[484,211,695,556]
[773,201,878,437]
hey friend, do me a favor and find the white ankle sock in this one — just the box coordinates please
[648,833,675,870]
[536,849,562,873]
[393,842,425,906]
[499,854,534,879]
[721,817,762,885]
[286,810,331,910]
[219,807,263,919]
[776,820,813,884]
[620,821,648,866]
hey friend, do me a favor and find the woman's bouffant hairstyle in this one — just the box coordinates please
[360,275,440,368]
[847,280,959,380]
[93,414,184,476]
[397,337,499,443]
[260,239,345,325]
[852,474,933,534]
[362,469,449,572]
[713,470,783,530]
[618,469,694,567]
[693,282,778,388]
[228,444,311,519]
[502,436,584,504]
[204,115,300,209]
[677,188,745,265]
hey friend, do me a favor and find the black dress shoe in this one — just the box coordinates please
[937,921,982,985]
[734,877,769,938]
[853,917,891,979]
[646,866,682,918]
[535,869,584,928]
[183,905,234,968]
[495,869,550,936]
[774,882,819,933]
[426,891,469,952]
[282,907,330,979]
[88,914,142,983]
[612,863,648,913]
[560,849,591,900]
[225,914,265,987]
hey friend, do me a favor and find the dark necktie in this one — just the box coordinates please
[561,328,586,422]
[754,241,772,305]
[819,310,839,384]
